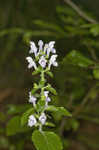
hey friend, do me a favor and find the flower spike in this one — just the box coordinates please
[26,40,58,130]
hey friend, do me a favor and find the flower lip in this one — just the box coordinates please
[38,40,43,47]
[51,48,56,53]
[44,91,49,97]
[28,115,37,127]
[44,44,48,53]
[48,41,55,49]
[38,40,44,53]
[48,54,58,69]
[39,56,47,68]
[39,113,47,125]
[29,92,37,106]
[29,41,37,55]
[26,56,37,69]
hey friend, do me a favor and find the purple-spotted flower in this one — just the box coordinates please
[39,113,47,125]
[29,92,37,107]
[44,91,51,106]
[39,56,47,68]
[26,57,37,69]
[26,40,59,130]
[28,115,37,127]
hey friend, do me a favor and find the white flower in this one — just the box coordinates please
[45,97,51,107]
[48,55,58,69]
[29,92,37,107]
[44,44,48,53]
[44,91,51,106]
[39,113,47,125]
[26,57,37,69]
[29,41,38,57]
[28,115,37,127]
[47,48,51,57]
[38,40,43,51]
[46,97,51,102]
[39,56,47,68]
[48,41,55,49]
[46,41,56,57]
[51,48,56,53]
[44,91,49,98]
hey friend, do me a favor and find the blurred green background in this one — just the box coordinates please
[0,0,99,150]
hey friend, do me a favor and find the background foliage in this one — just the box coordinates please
[0,0,99,150]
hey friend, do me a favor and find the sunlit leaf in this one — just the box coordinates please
[32,130,63,150]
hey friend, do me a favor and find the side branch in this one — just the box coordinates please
[64,0,98,24]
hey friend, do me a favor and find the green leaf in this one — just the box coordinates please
[31,83,39,94]
[33,20,65,35]
[46,71,53,78]
[6,116,29,136]
[56,6,76,17]
[32,69,40,75]
[7,104,31,115]
[36,100,45,112]
[90,24,99,36]
[45,106,72,117]
[65,118,79,131]
[46,84,57,95]
[45,122,55,127]
[32,130,63,150]
[31,89,37,95]
[93,69,99,79]
[21,108,34,126]
[34,83,39,89]
[64,50,94,68]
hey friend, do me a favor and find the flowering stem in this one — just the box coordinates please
[39,124,43,132]
[40,70,45,96]
[26,40,58,130]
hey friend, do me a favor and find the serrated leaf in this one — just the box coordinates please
[21,108,34,126]
[45,106,72,117]
[32,130,63,150]
[6,116,29,136]
[64,50,94,68]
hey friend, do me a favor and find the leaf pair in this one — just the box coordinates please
[32,130,63,150]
